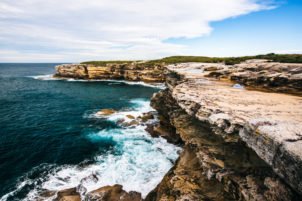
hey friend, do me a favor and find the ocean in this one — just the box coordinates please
[0,63,180,200]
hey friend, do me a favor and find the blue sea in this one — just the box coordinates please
[0,63,180,200]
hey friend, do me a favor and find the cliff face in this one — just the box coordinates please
[146,61,302,201]
[55,62,165,82]
[52,60,302,201]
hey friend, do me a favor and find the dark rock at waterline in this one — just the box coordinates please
[39,190,56,198]
[139,112,155,122]
[80,173,99,184]
[78,160,95,169]
[85,184,142,201]
[145,123,181,144]
[121,120,140,127]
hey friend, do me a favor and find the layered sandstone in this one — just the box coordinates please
[146,61,302,201]
[54,62,165,82]
[52,60,302,201]
[170,59,302,95]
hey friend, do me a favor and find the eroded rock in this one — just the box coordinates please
[85,184,142,201]
[147,64,302,200]
[55,62,165,83]
[54,185,141,201]
[55,188,81,201]
[126,114,135,119]
[148,88,300,200]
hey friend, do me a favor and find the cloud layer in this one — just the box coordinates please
[0,0,275,62]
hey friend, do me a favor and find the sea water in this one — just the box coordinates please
[0,63,180,200]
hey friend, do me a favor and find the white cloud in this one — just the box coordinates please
[0,0,275,62]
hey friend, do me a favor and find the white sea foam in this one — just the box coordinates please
[28,74,63,81]
[106,80,165,89]
[34,126,179,197]
[1,99,180,201]
[29,74,165,89]
[86,99,156,124]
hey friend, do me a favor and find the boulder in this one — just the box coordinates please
[55,188,81,201]
[126,114,135,119]
[118,119,140,127]
[140,112,154,122]
[85,184,141,201]
[96,109,116,116]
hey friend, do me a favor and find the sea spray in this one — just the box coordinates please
[1,98,180,201]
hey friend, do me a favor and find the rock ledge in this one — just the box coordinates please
[147,61,302,200]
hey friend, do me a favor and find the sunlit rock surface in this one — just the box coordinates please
[55,62,165,82]
[147,61,302,201]
[166,60,302,94]
[54,60,302,200]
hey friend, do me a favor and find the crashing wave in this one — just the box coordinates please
[1,99,180,201]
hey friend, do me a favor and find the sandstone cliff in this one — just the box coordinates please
[52,60,302,201]
[54,62,165,82]
[146,61,302,201]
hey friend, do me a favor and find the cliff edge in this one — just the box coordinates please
[146,60,302,201]
[54,62,165,82]
[52,60,302,201]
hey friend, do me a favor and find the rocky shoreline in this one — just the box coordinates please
[53,60,302,201]
[55,62,165,82]
[146,63,302,200]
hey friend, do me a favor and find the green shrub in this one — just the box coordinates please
[81,53,302,66]
[81,60,136,66]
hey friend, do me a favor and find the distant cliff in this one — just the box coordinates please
[54,62,165,82]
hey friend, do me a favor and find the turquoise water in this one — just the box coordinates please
[0,64,180,200]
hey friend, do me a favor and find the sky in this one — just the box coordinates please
[0,0,301,62]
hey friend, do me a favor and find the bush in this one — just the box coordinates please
[81,53,302,66]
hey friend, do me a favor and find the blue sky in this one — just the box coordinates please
[0,0,301,62]
[167,0,302,57]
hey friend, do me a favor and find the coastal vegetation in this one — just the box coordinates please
[81,60,135,66]
[81,53,302,66]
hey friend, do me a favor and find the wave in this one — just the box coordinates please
[104,80,165,89]
[29,75,166,89]
[27,74,63,81]
[1,99,180,201]
[85,99,157,125]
